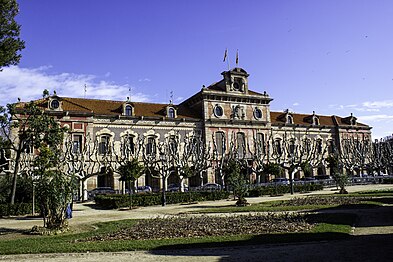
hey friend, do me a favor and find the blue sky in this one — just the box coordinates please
[1,0,392,139]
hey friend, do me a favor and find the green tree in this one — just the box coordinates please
[225,160,249,206]
[118,158,144,209]
[0,0,25,69]
[327,154,348,194]
[34,146,74,229]
[0,99,66,204]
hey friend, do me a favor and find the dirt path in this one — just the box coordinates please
[1,184,393,261]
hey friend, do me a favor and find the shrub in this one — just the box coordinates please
[94,191,230,209]
[382,178,393,184]
[0,202,39,217]
[248,183,323,197]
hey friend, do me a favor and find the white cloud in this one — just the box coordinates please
[0,66,150,105]
[357,114,393,123]
[138,78,151,82]
[292,102,299,106]
[362,100,393,109]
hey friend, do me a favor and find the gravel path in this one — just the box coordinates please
[1,184,393,261]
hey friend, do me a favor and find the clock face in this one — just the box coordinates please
[51,100,59,109]
[233,82,240,90]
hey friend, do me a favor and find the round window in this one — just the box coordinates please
[233,82,240,90]
[214,105,223,117]
[254,108,262,119]
[51,100,59,109]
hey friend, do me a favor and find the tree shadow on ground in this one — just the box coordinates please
[148,233,393,262]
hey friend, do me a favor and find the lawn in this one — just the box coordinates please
[191,195,384,214]
[0,212,355,255]
[2,191,390,255]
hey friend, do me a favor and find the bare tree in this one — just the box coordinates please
[267,129,327,194]
[337,133,372,176]
[63,133,103,201]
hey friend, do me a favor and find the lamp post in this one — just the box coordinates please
[160,152,167,206]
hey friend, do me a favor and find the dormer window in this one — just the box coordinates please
[51,99,59,109]
[125,105,132,116]
[166,106,176,118]
[313,116,319,126]
[168,108,175,118]
[350,118,356,125]
[123,103,134,116]
[287,115,294,124]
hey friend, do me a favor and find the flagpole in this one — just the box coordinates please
[227,52,230,70]
[236,49,239,68]
[223,48,230,70]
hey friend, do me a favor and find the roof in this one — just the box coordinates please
[18,97,201,119]
[270,111,370,128]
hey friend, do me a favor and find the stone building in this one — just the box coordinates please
[17,67,372,194]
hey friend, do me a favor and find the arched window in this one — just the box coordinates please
[168,108,175,118]
[125,105,133,116]
[50,99,60,109]
[313,116,319,126]
[287,115,294,124]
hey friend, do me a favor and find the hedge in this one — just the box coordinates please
[94,191,231,209]
[248,183,324,197]
[0,202,39,217]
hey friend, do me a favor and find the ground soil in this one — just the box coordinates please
[1,184,393,261]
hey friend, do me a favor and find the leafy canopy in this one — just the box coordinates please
[0,0,25,69]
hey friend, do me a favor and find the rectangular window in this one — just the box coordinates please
[73,134,83,154]
[99,135,110,154]
[289,140,295,155]
[237,132,246,158]
[256,133,265,154]
[215,132,226,155]
[123,135,135,157]
[274,139,282,156]
[22,140,33,154]
[146,136,156,155]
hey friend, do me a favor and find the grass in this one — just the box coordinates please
[2,189,391,255]
[0,213,355,255]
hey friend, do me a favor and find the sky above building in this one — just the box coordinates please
[0,0,392,139]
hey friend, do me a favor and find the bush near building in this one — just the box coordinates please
[248,184,323,197]
[94,191,230,209]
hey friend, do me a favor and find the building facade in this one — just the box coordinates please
[17,67,372,195]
